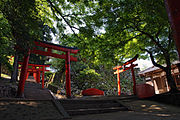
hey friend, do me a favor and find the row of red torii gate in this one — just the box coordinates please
[17,39,138,98]
[17,40,79,98]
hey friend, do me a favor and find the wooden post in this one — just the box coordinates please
[65,51,71,98]
[17,50,30,97]
[117,68,121,96]
[33,72,37,82]
[25,72,30,81]
[42,66,45,89]
[131,64,136,95]
[165,0,180,60]
[37,70,40,83]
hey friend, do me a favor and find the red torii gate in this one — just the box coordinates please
[17,40,79,98]
[113,55,138,96]
[18,62,50,89]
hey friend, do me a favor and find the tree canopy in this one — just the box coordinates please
[46,0,179,92]
[0,0,179,93]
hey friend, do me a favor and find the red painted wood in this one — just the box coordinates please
[28,69,49,72]
[18,67,49,72]
[18,62,51,67]
[47,48,52,53]
[33,72,37,81]
[34,41,79,54]
[114,64,138,74]
[42,66,45,89]
[131,64,136,95]
[17,50,30,97]
[113,55,138,96]
[37,71,41,83]
[17,40,79,98]
[165,0,180,60]
[65,51,71,98]
[31,49,77,61]
[117,68,121,96]
[26,72,30,80]
[18,62,50,88]
[113,55,138,70]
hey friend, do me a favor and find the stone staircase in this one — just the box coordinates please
[59,99,129,116]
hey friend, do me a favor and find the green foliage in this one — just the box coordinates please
[1,0,56,53]
[44,71,54,82]
[0,12,14,71]
[1,0,177,94]
[70,61,117,95]
[55,0,177,65]
[45,0,179,95]
[74,67,101,89]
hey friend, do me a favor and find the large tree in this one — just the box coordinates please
[44,0,179,92]
[1,0,178,93]
[0,0,55,81]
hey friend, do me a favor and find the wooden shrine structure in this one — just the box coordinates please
[18,62,50,89]
[113,55,138,95]
[17,40,79,98]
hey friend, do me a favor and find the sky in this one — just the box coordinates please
[135,59,153,71]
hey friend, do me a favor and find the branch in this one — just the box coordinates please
[47,0,78,34]
[113,33,143,48]
[155,27,162,43]
[63,13,85,17]
[127,33,143,41]
[135,26,166,52]
[46,0,83,42]
[168,27,173,50]
[140,48,166,70]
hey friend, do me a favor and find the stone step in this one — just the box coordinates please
[62,102,121,110]
[60,99,128,116]
[67,106,128,116]
[60,99,118,104]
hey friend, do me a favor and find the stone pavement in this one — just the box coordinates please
[24,81,53,100]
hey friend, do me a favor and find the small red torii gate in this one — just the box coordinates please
[17,40,79,98]
[113,55,138,96]
[18,62,50,89]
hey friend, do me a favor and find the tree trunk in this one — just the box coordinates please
[11,52,19,82]
[164,51,179,93]
[165,67,178,93]
[149,49,178,93]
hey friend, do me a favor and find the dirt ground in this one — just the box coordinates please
[0,78,180,120]
[72,98,180,120]
[1,96,179,120]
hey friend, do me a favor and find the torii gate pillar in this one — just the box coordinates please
[17,50,30,97]
[65,51,71,98]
